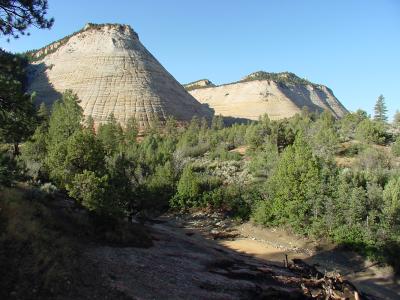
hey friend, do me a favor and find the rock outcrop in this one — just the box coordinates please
[184,79,215,91]
[187,71,347,120]
[26,23,213,129]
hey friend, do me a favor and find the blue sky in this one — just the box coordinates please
[1,0,399,120]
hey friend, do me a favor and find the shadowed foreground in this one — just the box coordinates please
[87,217,363,299]
[0,187,374,299]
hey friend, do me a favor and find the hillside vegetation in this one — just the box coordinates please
[1,50,400,297]
[2,84,400,267]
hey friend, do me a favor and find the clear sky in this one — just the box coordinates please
[1,0,399,120]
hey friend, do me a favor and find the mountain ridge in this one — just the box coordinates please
[184,71,335,92]
[186,71,347,120]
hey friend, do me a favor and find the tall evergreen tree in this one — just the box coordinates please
[85,115,95,133]
[393,110,400,128]
[47,90,83,146]
[0,50,37,155]
[374,94,388,123]
[125,116,138,147]
[37,102,49,123]
[310,110,339,158]
[211,115,224,130]
[383,177,400,232]
[20,103,50,180]
[259,134,323,232]
[0,0,54,40]
[97,113,124,155]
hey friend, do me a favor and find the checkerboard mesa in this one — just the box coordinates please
[26,23,213,129]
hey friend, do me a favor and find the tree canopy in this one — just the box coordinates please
[0,0,53,40]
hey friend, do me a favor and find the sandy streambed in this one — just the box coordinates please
[220,223,400,300]
[84,212,399,299]
[85,215,367,300]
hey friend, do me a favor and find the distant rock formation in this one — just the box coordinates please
[186,71,347,120]
[26,23,213,129]
[184,79,215,91]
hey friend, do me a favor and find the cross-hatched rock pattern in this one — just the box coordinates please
[27,23,213,129]
[188,75,348,120]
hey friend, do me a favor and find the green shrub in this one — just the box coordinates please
[68,170,124,217]
[355,146,391,170]
[355,119,387,145]
[170,166,202,208]
[339,110,368,141]
[252,200,274,225]
[332,225,366,245]
[200,184,253,220]
[392,137,400,157]
[209,147,241,161]
[343,143,365,157]
[178,143,210,158]
[47,130,105,188]
[248,141,279,179]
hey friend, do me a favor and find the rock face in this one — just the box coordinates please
[187,71,347,120]
[26,23,213,129]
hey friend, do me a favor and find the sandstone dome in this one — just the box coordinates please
[185,71,348,120]
[26,23,213,129]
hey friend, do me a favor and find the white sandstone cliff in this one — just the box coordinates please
[27,23,213,129]
[187,72,347,120]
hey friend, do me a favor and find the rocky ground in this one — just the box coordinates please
[4,188,398,300]
[170,212,400,300]
[85,212,367,300]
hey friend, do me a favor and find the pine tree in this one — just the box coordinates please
[37,102,49,123]
[97,114,124,155]
[383,177,400,231]
[0,51,38,155]
[125,116,138,146]
[47,90,83,145]
[311,111,339,157]
[374,94,388,123]
[393,110,400,128]
[171,166,201,208]
[211,115,224,130]
[0,0,54,40]
[47,129,105,188]
[262,134,323,232]
[85,115,95,133]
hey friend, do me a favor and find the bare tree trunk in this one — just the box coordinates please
[12,143,20,157]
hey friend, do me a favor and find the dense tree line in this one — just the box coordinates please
[1,59,399,269]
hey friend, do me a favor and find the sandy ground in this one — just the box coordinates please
[220,223,400,300]
[83,213,400,299]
